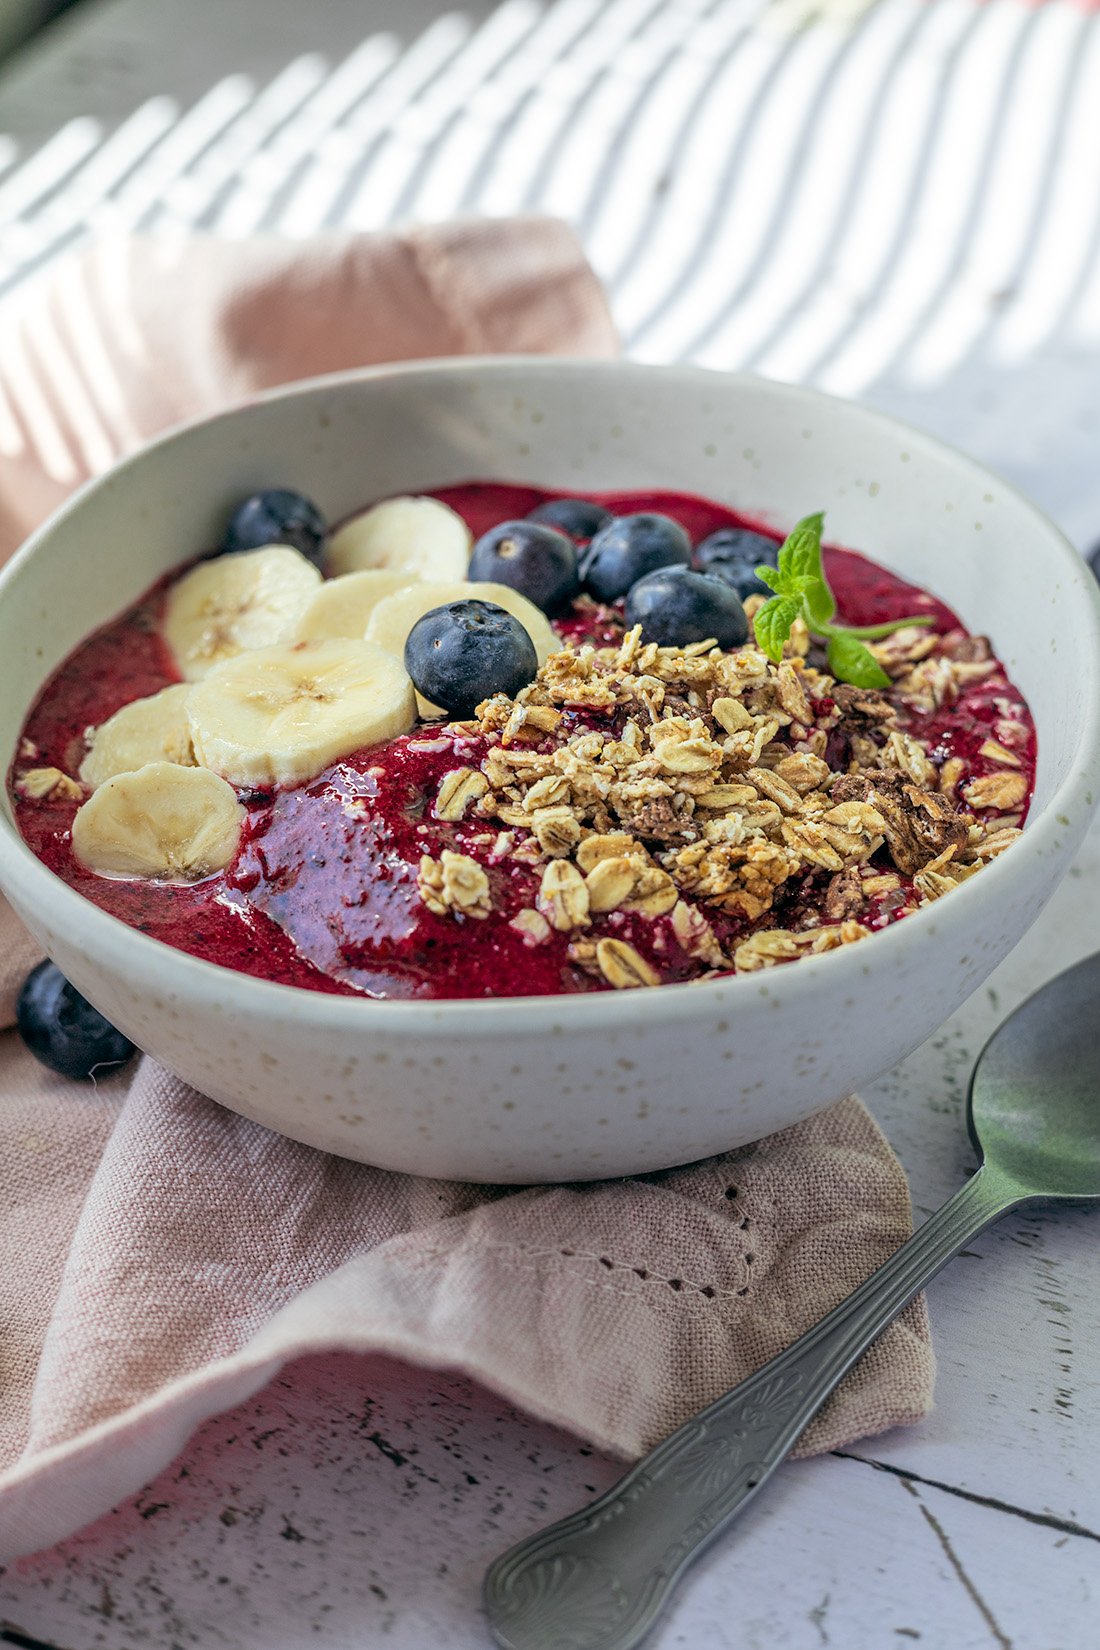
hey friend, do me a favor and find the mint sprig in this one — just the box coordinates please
[752,511,932,688]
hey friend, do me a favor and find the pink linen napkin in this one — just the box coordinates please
[0,218,933,1563]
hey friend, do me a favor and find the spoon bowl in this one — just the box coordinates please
[969,951,1100,1202]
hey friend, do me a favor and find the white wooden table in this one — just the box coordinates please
[0,1,1098,1644]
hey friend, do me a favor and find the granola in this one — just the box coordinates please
[408,607,1026,984]
[417,850,492,920]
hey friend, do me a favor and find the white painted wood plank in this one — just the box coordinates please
[663,1455,1100,1650]
[1,1351,1095,1650]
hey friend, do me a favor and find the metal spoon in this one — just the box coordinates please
[484,951,1100,1650]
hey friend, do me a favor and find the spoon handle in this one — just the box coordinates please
[484,1162,1024,1650]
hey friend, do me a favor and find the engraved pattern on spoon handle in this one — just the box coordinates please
[484,1164,1026,1650]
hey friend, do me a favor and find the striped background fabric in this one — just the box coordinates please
[0,0,1098,544]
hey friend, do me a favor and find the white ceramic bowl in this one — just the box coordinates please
[1,360,1098,1182]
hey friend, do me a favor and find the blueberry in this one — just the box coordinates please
[528,498,612,541]
[694,527,781,600]
[222,488,327,568]
[469,520,579,614]
[624,566,749,650]
[581,513,692,603]
[17,960,136,1081]
[404,600,538,719]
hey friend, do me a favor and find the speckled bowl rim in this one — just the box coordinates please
[1,357,1099,1033]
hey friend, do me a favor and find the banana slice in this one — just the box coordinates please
[72,763,243,882]
[188,638,417,788]
[367,581,557,720]
[329,496,471,581]
[293,569,417,642]
[79,684,196,790]
[164,546,322,681]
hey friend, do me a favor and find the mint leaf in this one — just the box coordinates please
[756,561,806,599]
[754,594,803,663]
[776,511,835,629]
[752,510,904,686]
[826,632,891,689]
[780,512,826,584]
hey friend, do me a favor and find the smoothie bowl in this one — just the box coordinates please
[0,361,1097,1181]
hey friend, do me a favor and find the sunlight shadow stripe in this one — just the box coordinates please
[600,0,767,335]
[782,0,981,387]
[405,0,600,221]
[369,0,544,227]
[810,0,1038,395]
[574,0,722,247]
[0,119,101,226]
[0,99,180,291]
[144,55,330,233]
[583,1,755,291]
[212,36,402,237]
[684,2,888,366]
[845,2,1080,396]
[277,15,471,235]
[728,0,925,375]
[987,14,1100,364]
[95,75,256,230]
[617,24,792,355]
[477,0,669,216]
